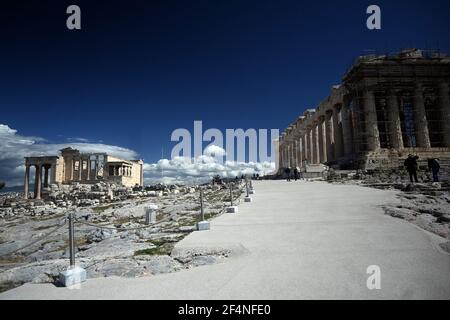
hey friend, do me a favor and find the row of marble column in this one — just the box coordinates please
[280,82,450,169]
[70,158,101,181]
[363,83,450,151]
[24,164,54,200]
[280,105,351,168]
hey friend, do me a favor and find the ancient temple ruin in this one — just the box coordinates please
[279,49,450,172]
[24,147,144,199]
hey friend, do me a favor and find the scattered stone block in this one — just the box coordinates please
[244,197,252,203]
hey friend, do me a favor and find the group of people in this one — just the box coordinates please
[284,167,300,182]
[404,154,441,183]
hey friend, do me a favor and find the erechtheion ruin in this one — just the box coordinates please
[24,147,144,199]
[279,49,450,172]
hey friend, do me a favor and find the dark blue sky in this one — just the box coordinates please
[1,0,450,163]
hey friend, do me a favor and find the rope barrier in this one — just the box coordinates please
[0,182,247,260]
[0,217,67,257]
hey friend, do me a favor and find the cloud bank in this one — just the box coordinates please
[0,124,275,187]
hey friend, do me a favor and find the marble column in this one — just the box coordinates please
[298,137,303,169]
[312,124,320,164]
[332,106,344,158]
[308,129,314,164]
[387,91,404,150]
[24,165,30,200]
[50,164,57,185]
[34,165,42,200]
[439,82,450,147]
[341,105,353,156]
[302,134,308,165]
[320,117,327,163]
[363,91,381,151]
[413,84,431,148]
[325,111,334,162]
[286,144,290,167]
[86,159,91,181]
[78,158,82,181]
[293,141,298,167]
[43,166,49,188]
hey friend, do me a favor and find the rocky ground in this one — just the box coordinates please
[0,181,245,292]
[328,168,450,245]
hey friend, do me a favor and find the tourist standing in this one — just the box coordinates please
[427,158,440,182]
[285,167,291,182]
[404,154,419,183]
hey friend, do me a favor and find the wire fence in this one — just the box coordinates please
[0,181,248,260]
[0,217,68,257]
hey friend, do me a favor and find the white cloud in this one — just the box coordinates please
[0,125,275,188]
[143,150,275,185]
[0,124,138,187]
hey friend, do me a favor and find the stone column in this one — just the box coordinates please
[341,105,353,156]
[298,137,303,169]
[280,144,284,168]
[439,82,450,147]
[34,165,42,200]
[325,111,334,161]
[293,141,297,167]
[320,117,327,163]
[293,140,297,168]
[50,164,57,185]
[86,159,91,181]
[413,84,431,148]
[302,134,308,165]
[363,91,381,151]
[24,165,30,200]
[70,157,74,181]
[309,128,314,164]
[43,166,49,188]
[386,91,404,150]
[332,106,344,158]
[287,144,291,167]
[312,124,320,164]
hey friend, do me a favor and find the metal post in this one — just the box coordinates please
[200,187,204,221]
[245,179,249,197]
[68,212,75,267]
[230,183,233,207]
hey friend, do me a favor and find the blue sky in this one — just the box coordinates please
[1,0,450,185]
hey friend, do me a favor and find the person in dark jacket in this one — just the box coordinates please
[427,158,440,182]
[404,154,419,183]
[293,167,299,181]
[285,167,291,182]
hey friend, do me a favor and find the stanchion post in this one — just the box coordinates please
[197,187,210,231]
[230,182,234,207]
[244,177,253,202]
[245,179,249,197]
[226,182,238,213]
[200,187,205,221]
[68,212,75,267]
[59,212,86,287]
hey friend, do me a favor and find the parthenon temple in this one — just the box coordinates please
[24,147,144,200]
[279,49,450,172]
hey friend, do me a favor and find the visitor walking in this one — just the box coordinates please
[404,154,419,183]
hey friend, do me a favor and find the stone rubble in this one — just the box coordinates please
[0,181,245,292]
